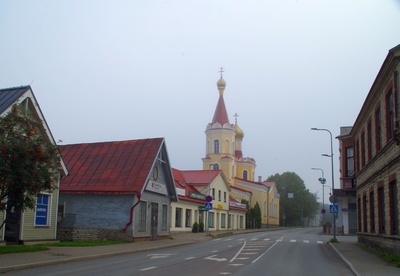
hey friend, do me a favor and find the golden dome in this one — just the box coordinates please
[217,77,226,90]
[235,123,244,139]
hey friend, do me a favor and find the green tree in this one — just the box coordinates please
[0,105,59,227]
[267,172,318,227]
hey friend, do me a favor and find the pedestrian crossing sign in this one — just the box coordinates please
[205,202,212,211]
[330,204,339,214]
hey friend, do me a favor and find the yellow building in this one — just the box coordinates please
[202,72,279,227]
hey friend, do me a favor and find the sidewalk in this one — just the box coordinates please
[0,230,399,275]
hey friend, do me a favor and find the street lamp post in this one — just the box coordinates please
[311,168,326,224]
[311,128,337,241]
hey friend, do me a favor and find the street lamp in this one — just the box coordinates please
[311,127,336,241]
[311,168,326,224]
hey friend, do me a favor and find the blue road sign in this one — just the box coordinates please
[329,204,339,214]
[205,202,212,211]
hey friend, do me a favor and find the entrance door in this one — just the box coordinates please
[4,204,22,244]
[151,203,158,241]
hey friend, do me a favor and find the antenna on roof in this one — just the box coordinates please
[30,80,34,86]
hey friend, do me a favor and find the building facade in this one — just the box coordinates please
[337,45,400,254]
[171,168,247,233]
[58,138,178,242]
[0,86,68,245]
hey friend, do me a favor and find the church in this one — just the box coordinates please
[202,70,280,227]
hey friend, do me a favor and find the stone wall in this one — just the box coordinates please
[57,227,134,242]
[359,233,400,255]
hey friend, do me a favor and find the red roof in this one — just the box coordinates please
[172,169,220,203]
[60,138,164,194]
[211,95,230,125]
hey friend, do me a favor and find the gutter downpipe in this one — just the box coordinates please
[123,192,141,231]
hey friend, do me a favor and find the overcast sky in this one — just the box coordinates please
[1,0,400,203]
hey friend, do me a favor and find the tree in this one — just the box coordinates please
[0,105,59,227]
[267,172,319,227]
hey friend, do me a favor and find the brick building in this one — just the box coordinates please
[337,45,400,254]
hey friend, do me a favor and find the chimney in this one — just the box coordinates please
[258,176,262,183]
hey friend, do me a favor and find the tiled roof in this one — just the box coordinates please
[60,138,164,194]
[0,86,30,114]
[211,94,230,125]
[181,169,221,185]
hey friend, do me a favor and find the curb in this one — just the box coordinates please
[329,243,360,276]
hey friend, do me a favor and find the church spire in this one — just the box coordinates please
[211,68,229,125]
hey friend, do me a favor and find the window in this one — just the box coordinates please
[363,195,367,232]
[369,191,375,233]
[139,201,147,231]
[243,170,248,180]
[346,147,354,177]
[240,215,244,228]
[209,212,214,228]
[162,205,168,230]
[355,140,360,173]
[367,120,372,161]
[357,197,361,232]
[221,213,226,228]
[224,192,226,203]
[232,165,234,177]
[175,207,182,227]
[387,90,394,140]
[361,132,365,167]
[378,187,385,233]
[35,194,50,226]
[218,190,221,201]
[389,180,398,235]
[375,107,382,151]
[213,140,220,154]
[212,163,219,170]
[185,209,191,227]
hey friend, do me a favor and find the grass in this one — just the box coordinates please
[43,240,126,247]
[358,242,400,267]
[0,240,126,255]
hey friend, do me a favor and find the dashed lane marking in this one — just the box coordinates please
[140,267,157,271]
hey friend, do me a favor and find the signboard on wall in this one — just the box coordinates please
[146,181,168,195]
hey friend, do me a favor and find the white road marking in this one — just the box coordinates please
[304,240,309,243]
[205,255,227,262]
[147,254,174,259]
[140,267,157,271]
[228,264,244,266]
[264,238,270,241]
[290,240,296,243]
[317,241,324,244]
[212,250,219,253]
[185,257,195,260]
[220,272,232,275]
[229,240,246,262]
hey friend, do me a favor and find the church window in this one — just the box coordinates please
[213,140,220,153]
[212,163,219,170]
[232,165,234,177]
[243,170,248,180]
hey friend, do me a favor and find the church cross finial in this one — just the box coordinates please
[219,67,224,78]
[234,112,239,124]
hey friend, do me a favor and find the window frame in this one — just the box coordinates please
[35,193,51,227]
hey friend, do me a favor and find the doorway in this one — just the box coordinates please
[151,203,158,241]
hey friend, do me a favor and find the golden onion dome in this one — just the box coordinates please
[217,77,226,90]
[235,123,244,139]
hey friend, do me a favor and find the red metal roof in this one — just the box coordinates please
[60,138,164,194]
[211,95,230,125]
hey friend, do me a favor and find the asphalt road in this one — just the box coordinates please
[7,228,354,276]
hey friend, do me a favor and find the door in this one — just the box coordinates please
[4,204,22,244]
[151,203,158,241]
